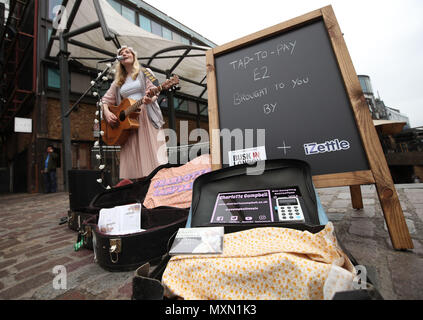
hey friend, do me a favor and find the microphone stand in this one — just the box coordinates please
[63,64,110,118]
[63,61,114,190]
[58,62,113,226]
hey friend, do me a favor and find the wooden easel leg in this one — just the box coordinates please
[321,4,413,250]
[374,181,413,250]
[349,185,363,209]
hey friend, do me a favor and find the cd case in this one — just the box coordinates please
[169,227,224,255]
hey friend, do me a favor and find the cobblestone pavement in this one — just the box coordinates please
[0,184,422,300]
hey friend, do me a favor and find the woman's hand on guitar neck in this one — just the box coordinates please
[141,96,153,105]
[142,89,155,105]
[103,105,118,127]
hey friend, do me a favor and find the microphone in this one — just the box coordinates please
[98,55,124,63]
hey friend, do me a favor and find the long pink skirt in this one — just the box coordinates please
[119,106,168,179]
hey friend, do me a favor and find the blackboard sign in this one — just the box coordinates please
[214,20,369,176]
[206,6,413,250]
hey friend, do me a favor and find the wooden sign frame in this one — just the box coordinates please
[205,5,412,250]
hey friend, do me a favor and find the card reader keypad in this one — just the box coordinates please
[276,198,305,223]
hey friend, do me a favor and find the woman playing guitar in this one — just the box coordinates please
[101,46,168,181]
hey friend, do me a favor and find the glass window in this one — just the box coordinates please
[358,76,373,94]
[359,78,366,91]
[139,14,151,32]
[359,78,369,94]
[151,20,162,37]
[180,101,189,112]
[172,32,182,43]
[49,0,64,20]
[181,36,190,45]
[71,72,92,94]
[162,27,172,40]
[158,94,168,108]
[175,98,188,112]
[365,78,373,93]
[200,105,208,116]
[187,101,198,114]
[172,97,179,110]
[47,67,60,88]
[121,6,135,24]
[106,0,122,14]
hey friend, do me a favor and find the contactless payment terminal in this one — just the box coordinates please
[210,187,306,224]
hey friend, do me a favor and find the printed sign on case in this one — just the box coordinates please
[228,146,267,166]
[210,187,303,225]
[211,190,274,224]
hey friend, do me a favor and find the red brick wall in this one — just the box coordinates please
[46,99,97,141]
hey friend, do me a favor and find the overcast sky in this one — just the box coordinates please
[149,0,423,128]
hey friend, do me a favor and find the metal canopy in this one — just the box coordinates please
[45,0,211,101]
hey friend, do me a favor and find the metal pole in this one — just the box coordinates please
[59,33,72,192]
[166,70,176,132]
[196,102,201,129]
[62,21,101,39]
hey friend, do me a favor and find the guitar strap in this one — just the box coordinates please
[141,67,160,87]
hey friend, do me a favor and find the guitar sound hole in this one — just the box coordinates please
[119,111,126,122]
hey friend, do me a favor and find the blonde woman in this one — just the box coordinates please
[101,46,168,181]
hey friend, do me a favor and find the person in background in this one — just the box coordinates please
[42,145,58,193]
[101,46,168,181]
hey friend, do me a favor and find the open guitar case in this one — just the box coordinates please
[67,170,112,232]
[132,159,383,300]
[73,162,190,272]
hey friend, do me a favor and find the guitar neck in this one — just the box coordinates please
[124,85,162,117]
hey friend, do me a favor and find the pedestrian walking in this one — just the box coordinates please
[41,145,58,193]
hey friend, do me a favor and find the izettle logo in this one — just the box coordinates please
[304,139,350,155]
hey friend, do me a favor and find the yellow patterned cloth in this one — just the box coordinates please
[162,223,356,300]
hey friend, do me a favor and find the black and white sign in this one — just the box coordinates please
[214,20,369,175]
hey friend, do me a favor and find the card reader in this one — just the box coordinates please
[276,197,305,223]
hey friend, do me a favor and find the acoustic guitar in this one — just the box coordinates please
[101,75,179,146]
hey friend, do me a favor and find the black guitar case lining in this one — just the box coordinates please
[76,162,193,271]
[68,162,183,233]
[92,206,188,272]
[71,162,181,241]
[68,177,150,232]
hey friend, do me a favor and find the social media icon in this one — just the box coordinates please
[231,216,238,221]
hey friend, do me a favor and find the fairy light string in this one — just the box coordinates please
[91,63,114,190]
